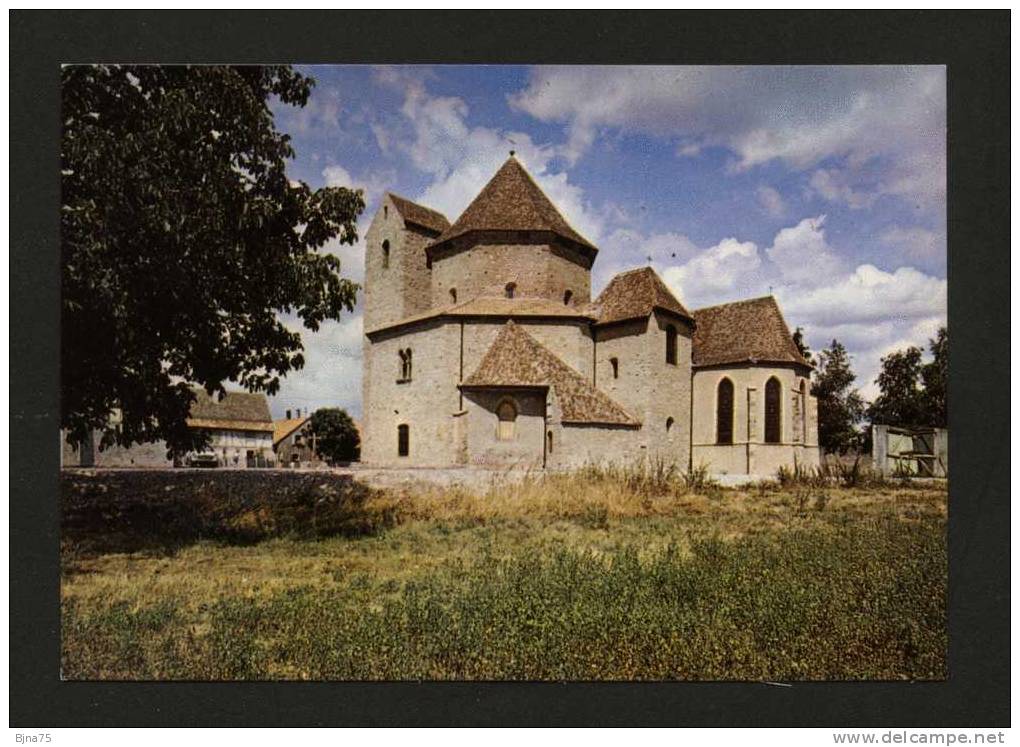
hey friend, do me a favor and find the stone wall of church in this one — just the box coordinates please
[462,389,547,468]
[361,320,463,466]
[691,364,819,476]
[429,240,591,308]
[593,312,693,469]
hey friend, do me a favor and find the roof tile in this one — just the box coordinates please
[387,193,450,235]
[692,296,810,368]
[592,266,692,326]
[430,157,597,253]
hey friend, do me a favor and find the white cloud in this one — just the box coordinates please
[880,225,945,263]
[756,185,786,218]
[660,237,763,309]
[270,313,364,420]
[780,263,946,328]
[272,85,342,137]
[765,215,844,286]
[510,65,945,211]
[808,168,876,209]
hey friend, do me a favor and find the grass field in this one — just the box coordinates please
[60,466,947,681]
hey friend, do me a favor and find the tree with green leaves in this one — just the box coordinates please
[921,326,947,427]
[309,408,360,464]
[866,346,926,427]
[61,65,364,456]
[812,339,866,453]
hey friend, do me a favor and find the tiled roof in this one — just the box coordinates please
[592,266,693,326]
[429,156,598,254]
[462,321,639,426]
[692,295,811,368]
[365,295,596,336]
[187,389,274,432]
[388,193,450,235]
[273,416,309,445]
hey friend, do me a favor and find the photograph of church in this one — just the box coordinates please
[361,156,819,474]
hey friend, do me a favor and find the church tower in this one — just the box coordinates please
[362,193,450,334]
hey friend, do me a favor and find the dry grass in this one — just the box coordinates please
[60,467,948,680]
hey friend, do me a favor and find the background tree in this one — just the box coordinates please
[866,346,926,427]
[792,326,813,366]
[309,408,360,463]
[812,339,866,453]
[62,65,365,455]
[921,326,948,427]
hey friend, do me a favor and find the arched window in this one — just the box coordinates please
[716,378,734,445]
[563,289,573,306]
[610,357,619,379]
[547,431,554,454]
[765,377,782,444]
[505,282,517,299]
[382,239,390,269]
[666,417,675,433]
[399,348,413,381]
[496,399,517,441]
[665,324,678,365]
[449,288,457,303]
[397,424,409,457]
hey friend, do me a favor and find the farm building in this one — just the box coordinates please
[61,389,275,468]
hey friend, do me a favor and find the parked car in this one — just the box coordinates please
[186,453,219,468]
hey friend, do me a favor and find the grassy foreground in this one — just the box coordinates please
[61,467,947,680]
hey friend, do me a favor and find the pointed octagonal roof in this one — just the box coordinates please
[428,156,598,255]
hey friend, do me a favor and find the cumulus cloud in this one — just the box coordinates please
[660,238,763,309]
[510,65,946,211]
[765,215,844,286]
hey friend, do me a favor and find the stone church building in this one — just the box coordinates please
[360,156,819,475]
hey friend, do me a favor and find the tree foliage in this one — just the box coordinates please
[792,326,813,366]
[866,346,926,428]
[308,408,361,463]
[61,65,364,455]
[920,327,948,427]
[812,339,866,454]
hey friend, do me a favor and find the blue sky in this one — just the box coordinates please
[268,65,947,419]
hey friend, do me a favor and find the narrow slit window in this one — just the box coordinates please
[610,357,619,379]
[665,324,678,365]
[505,282,516,299]
[397,424,409,457]
[563,289,573,305]
[449,288,457,303]
[382,240,390,269]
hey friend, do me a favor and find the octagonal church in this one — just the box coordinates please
[360,156,819,475]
